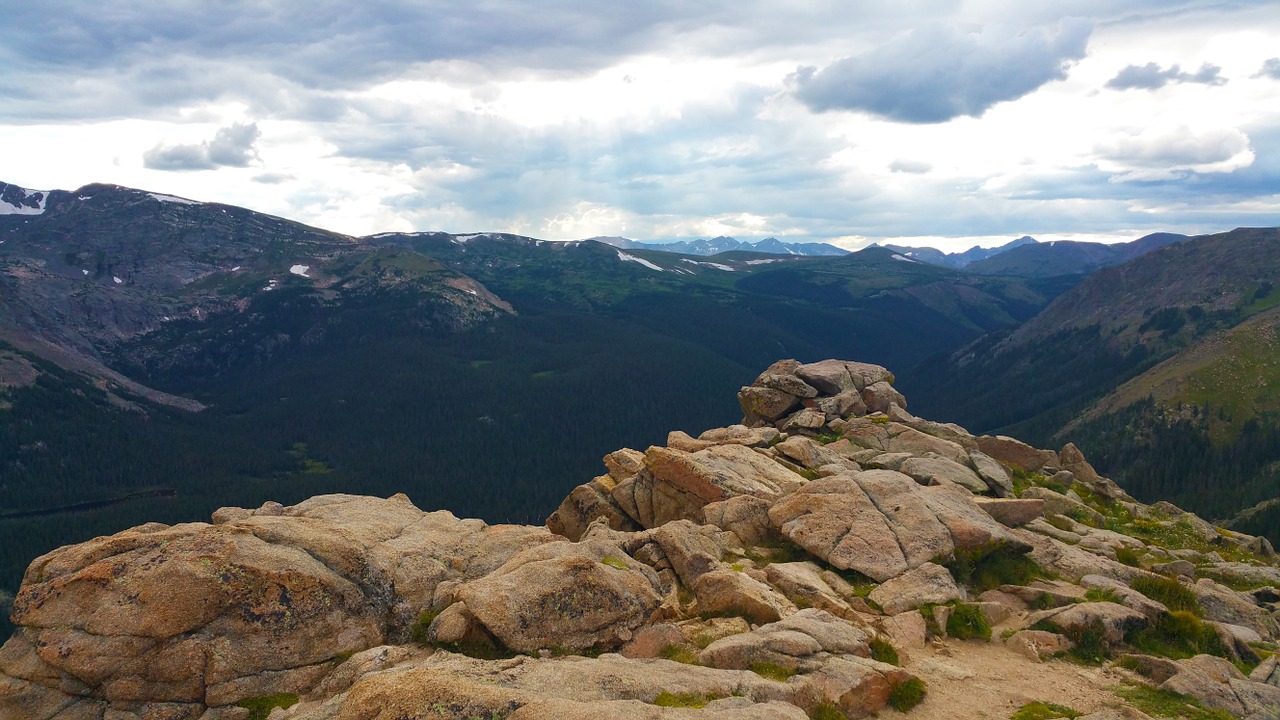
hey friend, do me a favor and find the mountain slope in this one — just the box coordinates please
[589,234,849,256]
[904,227,1280,538]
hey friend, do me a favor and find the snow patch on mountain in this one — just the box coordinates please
[617,251,663,271]
[289,265,310,277]
[0,186,48,215]
[680,258,735,271]
[148,193,200,205]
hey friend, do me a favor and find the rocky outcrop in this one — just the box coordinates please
[4,358,1279,720]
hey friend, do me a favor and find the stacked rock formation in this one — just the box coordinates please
[3,359,1280,720]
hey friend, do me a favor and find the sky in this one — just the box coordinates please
[1,2,1279,251]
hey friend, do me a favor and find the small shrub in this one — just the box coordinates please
[947,544,1044,592]
[749,661,796,681]
[808,703,848,720]
[946,602,992,640]
[659,644,700,664]
[1132,576,1201,615]
[870,415,891,424]
[1029,592,1058,611]
[1010,701,1082,720]
[1061,620,1110,664]
[887,677,927,712]
[600,555,629,570]
[655,691,716,708]
[869,636,899,666]
[1128,611,1228,661]
[237,693,300,720]
[815,432,842,444]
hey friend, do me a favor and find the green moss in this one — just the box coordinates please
[869,636,899,666]
[870,415,891,424]
[237,693,300,720]
[659,644,700,665]
[1127,611,1228,661]
[815,432,842,445]
[887,677,927,712]
[807,703,848,720]
[600,555,629,570]
[743,539,811,566]
[1132,576,1201,615]
[409,609,439,645]
[946,602,992,640]
[331,649,357,664]
[654,691,718,708]
[749,661,797,681]
[1111,681,1236,720]
[1010,701,1082,720]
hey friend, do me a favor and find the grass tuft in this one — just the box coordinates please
[659,644,700,665]
[749,661,797,681]
[869,636,899,666]
[654,691,718,708]
[947,544,1045,592]
[1127,611,1228,661]
[1132,576,1201,615]
[946,602,992,640]
[888,677,927,712]
[409,609,439,645]
[1010,701,1082,720]
[808,703,848,720]
[1111,680,1236,720]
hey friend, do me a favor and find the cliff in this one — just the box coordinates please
[3,359,1280,720]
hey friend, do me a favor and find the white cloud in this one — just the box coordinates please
[1093,125,1254,180]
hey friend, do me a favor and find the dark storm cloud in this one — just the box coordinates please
[790,20,1092,123]
[1105,62,1226,90]
[143,123,261,171]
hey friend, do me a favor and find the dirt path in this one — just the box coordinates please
[881,638,1140,720]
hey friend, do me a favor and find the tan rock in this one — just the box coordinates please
[754,372,819,398]
[701,495,777,546]
[973,498,1045,527]
[879,611,927,649]
[644,444,806,505]
[764,562,857,619]
[698,609,871,671]
[1005,630,1073,662]
[861,381,906,413]
[604,448,646,481]
[974,435,1058,473]
[547,477,639,541]
[692,569,796,624]
[969,450,1014,497]
[899,455,988,494]
[1029,601,1147,645]
[738,386,800,423]
[768,475,909,582]
[795,360,858,394]
[867,563,961,615]
[457,540,663,653]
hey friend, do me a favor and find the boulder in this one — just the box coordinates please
[701,496,776,546]
[795,360,858,395]
[1161,654,1280,720]
[692,569,796,624]
[844,421,970,465]
[547,476,639,541]
[969,450,1015,497]
[764,562,858,619]
[604,448,646,481]
[768,475,910,582]
[754,372,819,398]
[698,609,872,671]
[1020,486,1104,525]
[867,562,962,615]
[899,455,989,494]
[457,540,663,652]
[1079,575,1168,621]
[738,386,801,423]
[645,444,806,505]
[973,498,1044,527]
[1005,629,1073,662]
[861,381,906,414]
[698,425,780,447]
[1029,602,1148,645]
[974,435,1058,473]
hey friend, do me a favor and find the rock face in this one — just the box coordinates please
[3,358,1280,720]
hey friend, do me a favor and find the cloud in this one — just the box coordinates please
[888,159,932,174]
[1257,58,1280,80]
[253,172,295,184]
[143,122,261,171]
[790,20,1092,123]
[1105,62,1226,90]
[1093,125,1253,180]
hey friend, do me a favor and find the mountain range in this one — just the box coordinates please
[2,179,1279,651]
[588,234,850,256]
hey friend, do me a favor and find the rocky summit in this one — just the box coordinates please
[4,360,1280,720]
